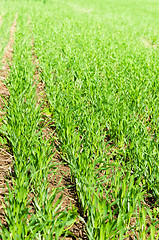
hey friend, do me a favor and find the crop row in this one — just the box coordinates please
[0,13,76,239]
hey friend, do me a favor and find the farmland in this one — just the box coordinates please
[0,0,159,239]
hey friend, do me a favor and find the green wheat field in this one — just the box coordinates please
[0,0,158,239]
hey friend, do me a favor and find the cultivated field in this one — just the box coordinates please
[0,0,159,239]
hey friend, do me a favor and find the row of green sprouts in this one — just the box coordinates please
[0,14,77,239]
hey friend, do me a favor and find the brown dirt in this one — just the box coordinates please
[0,14,17,225]
[0,149,13,223]
[49,151,87,239]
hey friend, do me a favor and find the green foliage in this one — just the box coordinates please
[0,0,159,239]
[0,12,77,239]
[30,0,159,238]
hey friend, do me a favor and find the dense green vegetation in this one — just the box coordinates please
[0,0,159,239]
